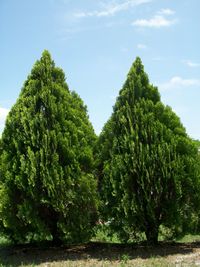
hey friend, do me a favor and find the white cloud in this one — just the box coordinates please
[132,15,176,28]
[74,0,152,18]
[182,60,200,68]
[158,8,175,16]
[158,76,200,91]
[0,107,9,135]
[137,43,147,49]
[0,107,9,121]
[132,8,176,28]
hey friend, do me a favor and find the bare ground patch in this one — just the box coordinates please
[1,241,200,266]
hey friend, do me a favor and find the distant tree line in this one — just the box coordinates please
[0,51,199,245]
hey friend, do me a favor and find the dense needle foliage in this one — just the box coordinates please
[96,57,200,244]
[0,53,199,246]
[0,51,98,244]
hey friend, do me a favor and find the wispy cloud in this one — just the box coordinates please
[182,60,200,68]
[158,76,200,91]
[74,0,152,18]
[158,8,175,16]
[132,8,177,28]
[132,15,176,28]
[137,43,147,49]
[0,107,9,134]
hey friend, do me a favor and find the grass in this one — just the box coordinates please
[177,234,200,243]
[1,232,200,266]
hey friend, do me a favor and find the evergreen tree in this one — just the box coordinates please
[97,57,200,244]
[0,50,98,244]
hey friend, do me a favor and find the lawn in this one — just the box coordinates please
[1,235,200,266]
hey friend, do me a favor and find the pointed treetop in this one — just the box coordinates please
[40,49,53,67]
[20,50,67,97]
[115,57,160,111]
[130,56,144,75]
[31,50,55,81]
[42,49,52,58]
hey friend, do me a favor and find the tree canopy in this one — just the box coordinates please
[96,57,200,244]
[0,54,199,246]
[0,50,98,244]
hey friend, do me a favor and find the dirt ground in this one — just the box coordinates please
[1,241,200,266]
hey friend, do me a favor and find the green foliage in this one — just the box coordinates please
[93,224,120,243]
[96,57,200,244]
[0,50,98,244]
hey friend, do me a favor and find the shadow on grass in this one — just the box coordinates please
[0,240,199,266]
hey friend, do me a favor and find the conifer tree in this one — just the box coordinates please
[0,51,98,244]
[97,57,200,244]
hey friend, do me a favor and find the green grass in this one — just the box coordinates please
[176,234,200,243]
[1,233,200,266]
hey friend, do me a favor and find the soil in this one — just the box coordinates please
[1,241,200,266]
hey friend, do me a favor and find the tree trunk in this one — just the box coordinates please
[145,224,159,245]
[39,204,62,245]
[51,221,62,245]
[49,209,62,245]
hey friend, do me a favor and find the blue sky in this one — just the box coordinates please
[0,0,200,139]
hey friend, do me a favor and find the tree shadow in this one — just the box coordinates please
[0,241,199,266]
